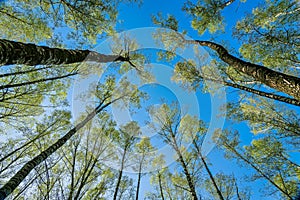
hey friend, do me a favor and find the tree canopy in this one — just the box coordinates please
[0,0,299,199]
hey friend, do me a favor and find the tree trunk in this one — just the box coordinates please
[186,39,300,100]
[113,147,127,200]
[171,134,198,200]
[234,180,242,200]
[0,72,77,90]
[67,145,78,200]
[220,0,235,9]
[201,76,300,106]
[73,157,98,200]
[0,66,53,78]
[224,143,293,200]
[221,79,300,106]
[135,165,142,200]
[0,102,111,199]
[157,172,165,200]
[0,39,127,66]
[136,153,146,200]
[176,150,198,200]
[192,139,224,200]
[200,156,224,200]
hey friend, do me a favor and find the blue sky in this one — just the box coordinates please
[33,0,298,199]
[2,0,295,199]
[0,0,299,199]
[91,0,284,199]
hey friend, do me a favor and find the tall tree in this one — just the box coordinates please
[216,129,297,199]
[172,60,300,106]
[0,39,130,138]
[153,0,300,101]
[146,155,188,200]
[178,114,226,200]
[204,173,250,200]
[112,121,140,200]
[0,39,127,66]
[150,104,199,200]
[0,76,143,199]
[133,136,155,200]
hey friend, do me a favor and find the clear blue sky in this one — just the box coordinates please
[95,0,280,199]
[58,0,297,199]
[1,0,298,199]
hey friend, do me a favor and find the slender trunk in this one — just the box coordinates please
[201,76,300,106]
[225,144,293,200]
[136,153,146,200]
[186,39,300,100]
[200,155,224,200]
[73,158,98,200]
[171,134,198,200]
[135,163,142,200]
[0,72,77,90]
[192,140,224,200]
[222,79,300,106]
[176,151,198,200]
[0,146,30,174]
[234,180,242,200]
[157,172,165,200]
[113,147,127,200]
[67,145,78,200]
[0,101,111,199]
[44,161,50,200]
[0,66,53,78]
[0,39,127,66]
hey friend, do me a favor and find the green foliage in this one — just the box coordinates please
[204,173,250,200]
[234,0,300,74]
[0,0,299,199]
[0,5,53,42]
[226,97,300,141]
[0,0,118,43]
[0,0,140,44]
[0,65,73,132]
[152,13,179,31]
[244,136,299,198]
[182,0,234,34]
[216,128,299,199]
[172,60,201,90]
